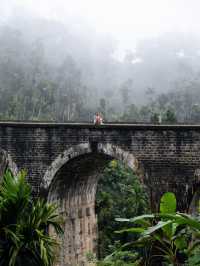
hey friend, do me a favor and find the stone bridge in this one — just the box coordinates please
[0,121,200,265]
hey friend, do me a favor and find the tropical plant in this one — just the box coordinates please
[116,192,200,265]
[0,169,63,266]
[97,242,141,266]
[86,244,141,266]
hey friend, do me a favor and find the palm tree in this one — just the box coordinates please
[0,170,63,266]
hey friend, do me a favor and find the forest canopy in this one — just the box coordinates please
[0,13,200,122]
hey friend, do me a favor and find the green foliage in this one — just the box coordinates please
[86,242,141,266]
[97,251,141,266]
[160,192,176,214]
[163,109,177,124]
[144,83,200,124]
[188,246,200,265]
[116,192,200,265]
[99,242,141,266]
[191,104,200,123]
[121,104,140,122]
[96,160,148,259]
[99,98,107,119]
[0,170,63,266]
[1,18,200,124]
[150,112,160,123]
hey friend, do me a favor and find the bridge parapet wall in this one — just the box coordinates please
[0,122,199,210]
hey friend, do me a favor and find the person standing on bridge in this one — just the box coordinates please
[94,112,103,125]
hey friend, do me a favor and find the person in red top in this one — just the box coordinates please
[94,112,103,125]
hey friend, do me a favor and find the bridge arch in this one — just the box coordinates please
[0,149,18,177]
[188,169,200,214]
[43,142,140,191]
[44,143,142,266]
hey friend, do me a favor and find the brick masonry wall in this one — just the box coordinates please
[0,123,199,203]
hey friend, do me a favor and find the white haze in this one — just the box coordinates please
[1,0,200,58]
[0,0,200,117]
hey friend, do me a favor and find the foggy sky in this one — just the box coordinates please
[1,0,200,58]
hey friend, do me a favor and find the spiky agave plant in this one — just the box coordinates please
[0,170,63,266]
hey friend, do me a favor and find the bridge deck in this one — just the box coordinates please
[0,121,200,129]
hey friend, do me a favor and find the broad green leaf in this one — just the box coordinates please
[116,214,154,226]
[129,214,155,222]
[142,220,172,236]
[158,213,200,231]
[115,218,130,222]
[115,227,146,234]
[160,192,176,214]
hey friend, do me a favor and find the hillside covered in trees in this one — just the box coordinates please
[0,13,200,123]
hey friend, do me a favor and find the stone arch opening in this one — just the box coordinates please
[45,143,142,266]
[43,143,140,191]
[0,149,17,178]
[188,169,200,214]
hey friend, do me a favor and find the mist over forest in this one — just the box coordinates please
[1,7,200,122]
